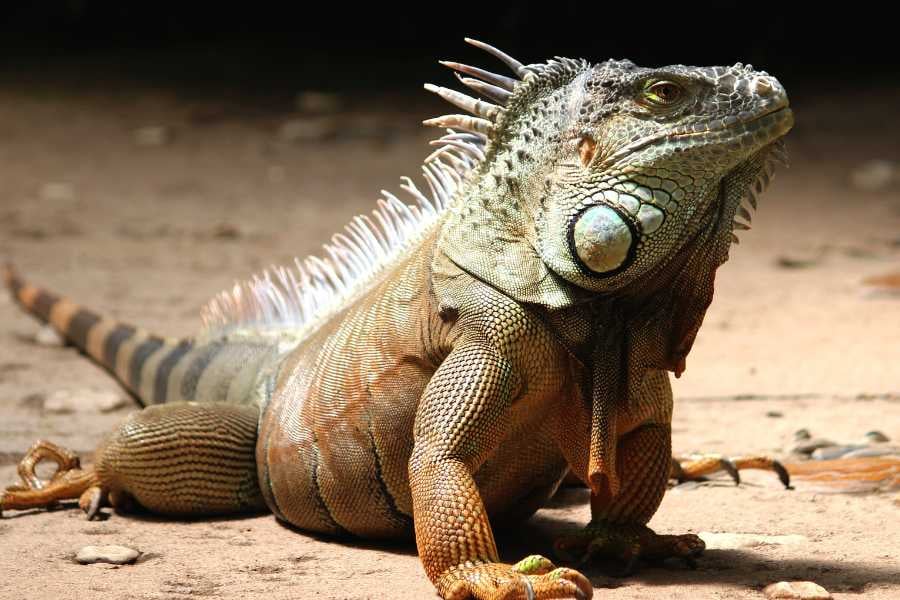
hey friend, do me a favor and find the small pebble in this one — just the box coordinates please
[763,581,831,599]
[75,545,140,565]
[864,430,890,443]
[35,325,65,347]
[211,223,242,240]
[133,126,172,147]
[766,410,784,418]
[775,254,822,269]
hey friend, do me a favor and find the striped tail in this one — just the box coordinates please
[4,264,195,407]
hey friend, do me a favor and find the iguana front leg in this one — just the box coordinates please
[555,424,705,575]
[410,341,592,600]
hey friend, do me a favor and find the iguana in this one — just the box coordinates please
[2,39,793,599]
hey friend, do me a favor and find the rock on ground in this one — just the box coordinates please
[763,581,832,599]
[75,545,140,565]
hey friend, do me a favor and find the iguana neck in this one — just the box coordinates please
[439,141,764,379]
[594,155,764,380]
[436,162,592,309]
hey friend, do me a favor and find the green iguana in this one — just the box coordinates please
[2,39,793,599]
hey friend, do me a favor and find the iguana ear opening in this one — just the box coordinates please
[578,135,598,168]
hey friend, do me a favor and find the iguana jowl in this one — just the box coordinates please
[3,39,793,599]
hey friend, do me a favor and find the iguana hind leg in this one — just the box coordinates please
[2,402,266,519]
[671,453,792,489]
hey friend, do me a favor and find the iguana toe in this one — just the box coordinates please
[0,440,99,516]
[554,522,704,575]
[78,486,107,520]
[671,453,792,489]
[438,558,592,599]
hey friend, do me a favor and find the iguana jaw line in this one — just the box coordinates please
[596,105,793,171]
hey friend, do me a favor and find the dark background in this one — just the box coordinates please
[1,3,896,100]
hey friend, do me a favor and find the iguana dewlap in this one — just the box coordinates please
[2,39,793,599]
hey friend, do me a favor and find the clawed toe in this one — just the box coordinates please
[671,453,792,489]
[79,486,107,520]
[644,533,705,570]
[554,522,705,576]
[1,440,100,517]
[439,558,593,599]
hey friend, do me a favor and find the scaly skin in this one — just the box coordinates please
[2,39,794,599]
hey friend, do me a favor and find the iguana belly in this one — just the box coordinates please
[258,334,570,541]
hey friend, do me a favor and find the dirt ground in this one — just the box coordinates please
[0,78,897,599]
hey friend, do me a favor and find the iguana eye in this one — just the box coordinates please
[643,80,683,106]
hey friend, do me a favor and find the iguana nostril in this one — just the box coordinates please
[754,77,774,97]
[572,205,634,274]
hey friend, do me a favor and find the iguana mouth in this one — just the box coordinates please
[597,105,793,170]
[668,105,794,142]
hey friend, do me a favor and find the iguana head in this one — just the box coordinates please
[430,40,793,304]
[529,59,792,292]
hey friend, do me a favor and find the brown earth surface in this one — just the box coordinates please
[0,80,898,599]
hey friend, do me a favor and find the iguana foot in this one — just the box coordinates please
[0,440,102,518]
[554,522,704,576]
[671,453,792,489]
[437,555,593,599]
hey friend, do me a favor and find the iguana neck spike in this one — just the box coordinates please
[423,84,503,120]
[455,75,512,105]
[423,114,495,136]
[463,37,530,78]
[439,61,517,92]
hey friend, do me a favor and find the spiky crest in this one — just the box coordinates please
[727,139,787,245]
[200,39,534,336]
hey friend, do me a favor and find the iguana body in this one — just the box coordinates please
[2,39,793,599]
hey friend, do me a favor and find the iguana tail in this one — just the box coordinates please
[4,264,192,406]
[4,264,278,408]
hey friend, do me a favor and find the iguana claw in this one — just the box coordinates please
[671,453,792,489]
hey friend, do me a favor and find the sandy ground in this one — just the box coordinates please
[0,79,898,599]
